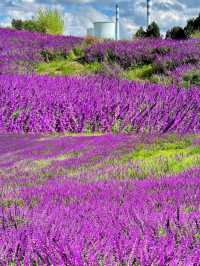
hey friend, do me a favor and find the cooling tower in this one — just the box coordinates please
[93,22,115,39]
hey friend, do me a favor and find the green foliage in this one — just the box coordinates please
[11,19,23,30]
[41,48,68,63]
[36,59,102,76]
[166,27,188,40]
[84,61,102,73]
[134,22,160,38]
[134,27,146,38]
[122,124,133,133]
[146,22,161,38]
[12,110,21,120]
[185,13,200,36]
[0,199,24,208]
[151,47,170,56]
[183,70,200,88]
[150,74,172,86]
[112,119,122,134]
[11,8,64,35]
[36,8,64,35]
[158,227,166,237]
[37,60,85,76]
[191,31,200,38]
[83,122,94,134]
[23,20,46,33]
[195,233,200,240]
[123,64,154,81]
[72,47,85,58]
[123,64,171,85]
[122,135,200,178]
[11,18,46,33]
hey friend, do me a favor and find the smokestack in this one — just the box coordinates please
[115,4,119,40]
[147,0,151,29]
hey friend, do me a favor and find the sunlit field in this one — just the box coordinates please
[0,27,200,265]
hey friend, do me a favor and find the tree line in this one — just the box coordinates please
[135,13,200,39]
[11,8,64,35]
[11,8,200,40]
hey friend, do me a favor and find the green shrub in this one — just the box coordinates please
[112,119,122,134]
[72,47,85,58]
[191,31,200,38]
[150,74,171,86]
[123,64,154,81]
[183,70,200,88]
[122,135,200,178]
[83,122,94,133]
[36,59,103,76]
[122,124,133,133]
[85,61,102,73]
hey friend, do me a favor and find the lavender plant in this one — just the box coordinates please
[0,28,82,74]
[0,26,200,265]
[1,74,200,134]
[0,133,200,265]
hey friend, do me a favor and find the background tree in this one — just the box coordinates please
[23,20,46,33]
[11,19,23,30]
[166,26,188,40]
[134,22,160,39]
[146,22,160,38]
[185,13,200,36]
[11,8,64,35]
[134,27,146,38]
[36,8,64,35]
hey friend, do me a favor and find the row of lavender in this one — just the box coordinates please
[0,74,200,134]
[0,28,82,74]
[85,38,200,71]
[1,172,199,265]
[85,38,200,86]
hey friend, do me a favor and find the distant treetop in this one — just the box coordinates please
[11,8,64,35]
[134,22,160,39]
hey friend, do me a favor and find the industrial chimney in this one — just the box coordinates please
[115,4,119,40]
[147,0,151,29]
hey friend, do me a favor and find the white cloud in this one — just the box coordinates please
[7,9,34,20]
[0,0,199,38]
[64,6,109,36]
[22,0,35,3]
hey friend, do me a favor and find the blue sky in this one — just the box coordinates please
[0,0,200,38]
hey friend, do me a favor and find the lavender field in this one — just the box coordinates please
[0,28,200,265]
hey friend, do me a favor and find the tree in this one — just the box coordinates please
[185,13,200,36]
[11,8,64,35]
[185,18,195,35]
[146,22,160,38]
[36,8,64,35]
[23,20,46,33]
[134,22,160,39]
[166,26,188,40]
[11,19,23,30]
[134,27,146,38]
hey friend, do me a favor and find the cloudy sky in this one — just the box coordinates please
[0,0,200,38]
